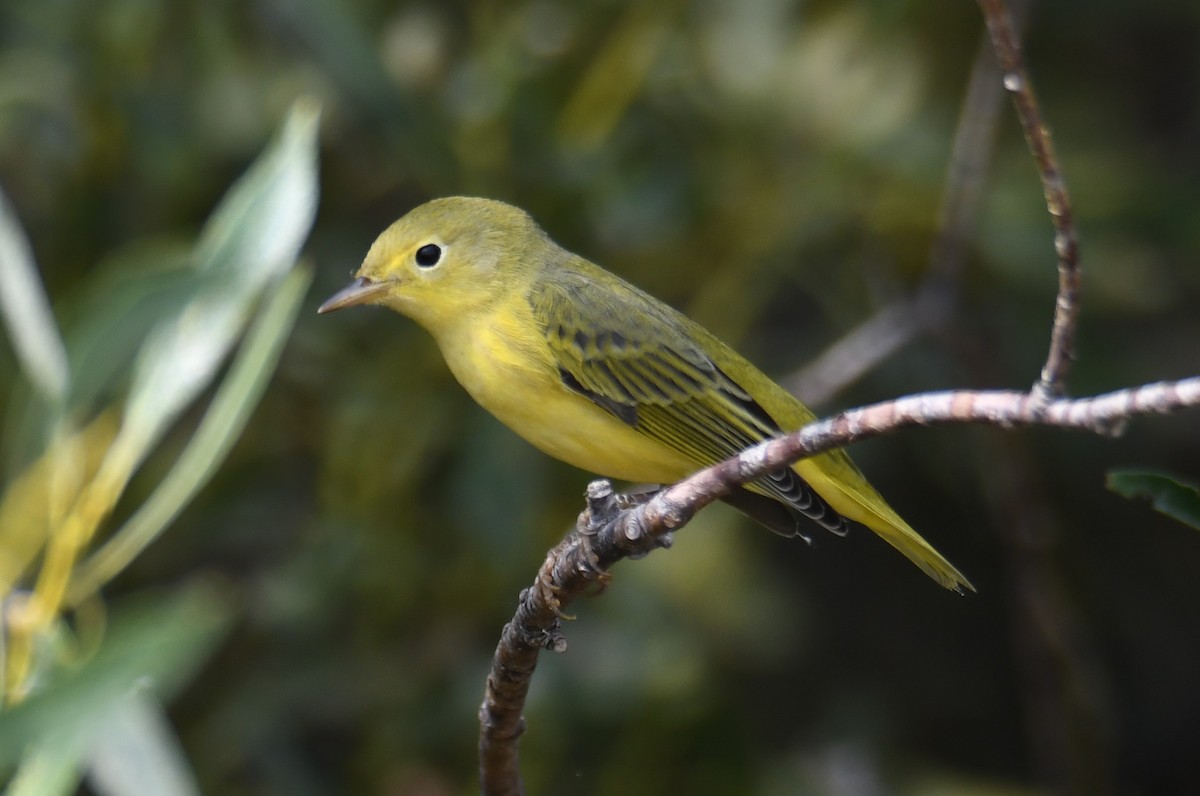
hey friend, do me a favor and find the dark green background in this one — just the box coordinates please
[2,0,1199,793]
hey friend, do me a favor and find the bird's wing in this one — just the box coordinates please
[529,267,846,535]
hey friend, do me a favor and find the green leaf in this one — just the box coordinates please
[0,186,69,405]
[58,243,198,418]
[0,584,231,775]
[121,98,320,459]
[4,741,83,796]
[84,690,201,796]
[68,264,314,601]
[1106,469,1200,530]
[1,243,195,481]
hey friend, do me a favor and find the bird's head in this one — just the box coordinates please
[319,196,551,333]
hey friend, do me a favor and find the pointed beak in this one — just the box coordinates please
[317,276,390,314]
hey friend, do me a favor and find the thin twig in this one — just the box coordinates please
[478,376,1200,794]
[978,0,1081,400]
[928,16,1014,284]
[786,297,923,406]
[952,6,1114,791]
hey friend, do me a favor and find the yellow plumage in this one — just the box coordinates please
[320,197,972,592]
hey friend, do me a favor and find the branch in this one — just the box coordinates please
[478,377,1200,795]
[785,295,924,407]
[978,0,1081,400]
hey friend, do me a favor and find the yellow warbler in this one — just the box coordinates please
[320,197,971,591]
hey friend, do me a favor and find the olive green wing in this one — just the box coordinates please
[529,266,846,537]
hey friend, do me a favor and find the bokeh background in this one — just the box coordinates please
[3,0,1200,793]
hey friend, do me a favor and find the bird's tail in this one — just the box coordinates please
[796,451,974,592]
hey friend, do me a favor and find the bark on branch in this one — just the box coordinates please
[978,0,1082,400]
[478,378,1200,795]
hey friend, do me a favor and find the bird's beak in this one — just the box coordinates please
[317,276,390,314]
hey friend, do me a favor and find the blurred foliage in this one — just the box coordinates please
[1,0,1199,794]
[1106,470,1200,531]
[0,97,317,792]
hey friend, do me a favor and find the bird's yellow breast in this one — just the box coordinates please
[434,302,694,485]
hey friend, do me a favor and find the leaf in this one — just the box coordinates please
[1106,469,1200,530]
[0,412,118,597]
[121,98,320,459]
[0,244,197,481]
[84,690,201,796]
[0,583,231,774]
[0,185,69,405]
[3,741,83,796]
[58,243,198,418]
[68,264,314,602]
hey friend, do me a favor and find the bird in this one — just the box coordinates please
[319,197,972,591]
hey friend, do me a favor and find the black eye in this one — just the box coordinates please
[415,243,442,268]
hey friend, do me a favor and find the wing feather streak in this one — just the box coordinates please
[533,269,846,535]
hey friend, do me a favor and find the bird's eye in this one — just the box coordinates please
[415,244,442,268]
